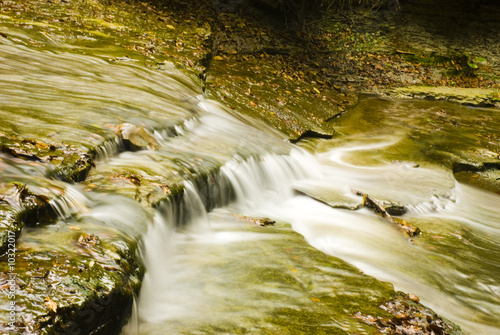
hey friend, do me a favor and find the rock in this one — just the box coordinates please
[0,135,95,183]
[116,123,159,151]
[386,86,500,107]
[0,183,59,253]
[0,244,144,334]
[451,160,500,194]
[353,189,421,238]
[289,130,334,144]
[50,153,95,183]
[385,204,407,216]
[294,188,363,211]
[6,184,57,227]
[353,291,464,335]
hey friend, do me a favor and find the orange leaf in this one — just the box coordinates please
[44,296,57,313]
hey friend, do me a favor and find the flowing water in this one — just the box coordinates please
[120,131,500,334]
[1,20,500,335]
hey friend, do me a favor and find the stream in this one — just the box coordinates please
[119,100,500,334]
[1,18,500,335]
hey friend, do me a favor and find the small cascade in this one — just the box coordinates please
[45,182,151,239]
[126,134,500,335]
[122,192,209,335]
[123,149,322,334]
[49,185,92,219]
[220,150,319,209]
[181,181,210,233]
[94,137,124,162]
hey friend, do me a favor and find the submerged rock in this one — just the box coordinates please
[5,184,57,227]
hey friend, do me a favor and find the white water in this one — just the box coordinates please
[121,101,500,334]
[259,149,500,335]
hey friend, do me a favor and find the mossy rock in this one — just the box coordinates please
[0,232,144,334]
[0,135,95,183]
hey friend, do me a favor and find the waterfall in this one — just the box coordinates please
[122,132,500,335]
[49,185,92,219]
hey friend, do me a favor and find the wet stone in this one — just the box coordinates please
[0,230,144,334]
[0,182,61,253]
[0,135,95,183]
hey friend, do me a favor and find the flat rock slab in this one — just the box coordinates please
[294,185,363,211]
[386,86,500,107]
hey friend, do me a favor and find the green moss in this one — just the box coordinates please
[0,231,144,334]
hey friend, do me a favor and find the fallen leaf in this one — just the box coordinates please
[44,297,57,313]
[409,294,420,302]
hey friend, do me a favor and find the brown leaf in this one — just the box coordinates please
[409,294,420,302]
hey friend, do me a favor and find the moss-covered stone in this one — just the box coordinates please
[0,239,143,334]
[205,55,339,140]
[0,135,95,183]
[0,0,213,75]
[323,95,500,194]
